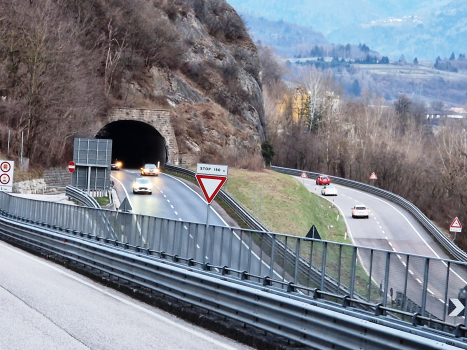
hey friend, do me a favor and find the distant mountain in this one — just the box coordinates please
[227,0,465,60]
[242,14,328,57]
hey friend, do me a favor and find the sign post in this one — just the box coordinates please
[0,161,14,192]
[196,163,228,265]
[369,172,377,180]
[450,217,462,241]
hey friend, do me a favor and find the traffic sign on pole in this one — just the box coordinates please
[196,174,227,204]
[0,160,14,192]
[369,172,377,180]
[68,161,76,173]
[450,217,462,233]
[300,172,307,179]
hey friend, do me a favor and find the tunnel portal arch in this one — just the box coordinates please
[95,108,179,168]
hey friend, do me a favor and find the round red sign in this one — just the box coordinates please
[68,161,76,173]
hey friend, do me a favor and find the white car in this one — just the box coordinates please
[321,185,337,196]
[352,205,369,218]
[132,178,152,194]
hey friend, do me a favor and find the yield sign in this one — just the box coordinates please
[300,172,307,178]
[369,172,377,180]
[448,298,465,317]
[196,174,227,204]
[450,217,462,232]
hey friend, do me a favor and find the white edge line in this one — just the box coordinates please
[0,242,238,350]
[111,174,134,211]
[343,186,467,285]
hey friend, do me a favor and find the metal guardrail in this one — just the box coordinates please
[1,184,467,345]
[0,211,464,349]
[271,166,467,262]
[66,185,101,209]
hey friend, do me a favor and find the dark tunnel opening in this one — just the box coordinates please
[96,120,167,169]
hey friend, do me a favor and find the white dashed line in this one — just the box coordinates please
[409,270,414,275]
[196,244,200,249]
[170,205,174,209]
[179,218,182,221]
[184,226,188,230]
[427,289,434,295]
[382,230,385,234]
[439,299,445,304]
[385,236,388,240]
[167,199,170,203]
[416,278,422,284]
[189,234,193,238]
[379,226,382,229]
[402,262,406,267]
[388,241,393,246]
[175,211,178,215]
[164,195,166,198]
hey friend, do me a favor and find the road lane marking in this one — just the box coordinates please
[175,211,178,215]
[197,244,200,249]
[0,242,239,350]
[171,205,174,209]
[343,186,467,285]
[111,175,134,210]
[167,199,170,203]
[409,270,414,275]
[179,218,182,221]
[416,278,422,284]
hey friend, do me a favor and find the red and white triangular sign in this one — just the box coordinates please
[300,172,307,178]
[196,174,227,204]
[369,172,377,180]
[451,217,462,229]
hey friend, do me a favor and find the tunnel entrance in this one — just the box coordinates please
[96,120,167,168]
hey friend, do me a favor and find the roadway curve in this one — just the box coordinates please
[0,240,251,350]
[298,175,467,322]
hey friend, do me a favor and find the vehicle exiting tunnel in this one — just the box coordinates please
[96,120,167,169]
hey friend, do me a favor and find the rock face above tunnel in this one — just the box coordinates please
[118,0,266,165]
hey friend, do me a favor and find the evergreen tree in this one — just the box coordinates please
[261,140,275,166]
[413,57,418,65]
[450,52,456,60]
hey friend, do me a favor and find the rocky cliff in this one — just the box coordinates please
[0,0,265,166]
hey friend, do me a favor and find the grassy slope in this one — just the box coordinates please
[225,169,348,243]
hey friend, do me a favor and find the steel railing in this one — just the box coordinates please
[0,191,466,339]
[271,166,467,262]
[66,185,101,209]
[0,210,465,349]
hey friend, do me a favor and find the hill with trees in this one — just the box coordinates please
[0,0,266,167]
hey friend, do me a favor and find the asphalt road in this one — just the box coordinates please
[110,169,273,278]
[299,176,467,321]
[0,240,252,350]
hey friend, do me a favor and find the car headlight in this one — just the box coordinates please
[116,161,122,167]
[133,183,138,188]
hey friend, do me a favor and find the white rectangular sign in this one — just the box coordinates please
[196,163,228,177]
[0,160,14,192]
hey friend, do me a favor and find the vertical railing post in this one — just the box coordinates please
[294,238,300,285]
[443,261,451,322]
[420,258,430,317]
[350,247,357,298]
[320,242,328,291]
[383,252,391,309]
[269,237,276,278]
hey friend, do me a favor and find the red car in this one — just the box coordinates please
[316,174,331,185]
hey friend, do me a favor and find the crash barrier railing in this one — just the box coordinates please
[165,164,269,232]
[0,192,466,340]
[271,166,467,263]
[0,217,463,349]
[65,185,101,209]
[165,164,377,312]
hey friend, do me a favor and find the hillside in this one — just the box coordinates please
[0,0,265,167]
[227,0,465,60]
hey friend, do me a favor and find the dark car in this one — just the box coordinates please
[141,163,160,176]
[111,160,123,170]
